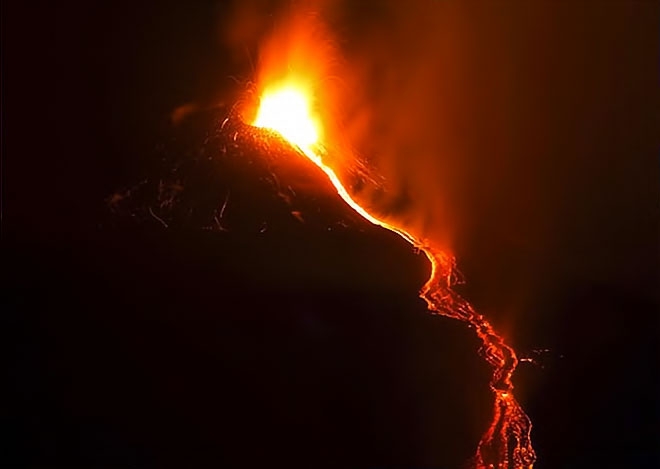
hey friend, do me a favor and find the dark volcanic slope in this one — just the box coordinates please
[6,107,492,469]
[108,107,431,293]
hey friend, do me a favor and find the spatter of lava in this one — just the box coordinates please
[248,83,536,469]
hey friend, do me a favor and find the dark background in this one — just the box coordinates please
[3,1,658,468]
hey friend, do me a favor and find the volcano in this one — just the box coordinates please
[6,105,496,468]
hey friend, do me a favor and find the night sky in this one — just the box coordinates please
[4,1,659,468]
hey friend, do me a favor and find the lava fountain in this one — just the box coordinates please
[242,12,535,469]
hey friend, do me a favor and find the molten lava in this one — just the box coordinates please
[249,46,534,468]
[250,83,417,245]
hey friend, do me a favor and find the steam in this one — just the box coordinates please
[327,1,465,247]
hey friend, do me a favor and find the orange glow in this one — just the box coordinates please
[253,85,321,152]
[246,11,535,469]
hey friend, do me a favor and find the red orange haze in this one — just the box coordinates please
[242,10,535,469]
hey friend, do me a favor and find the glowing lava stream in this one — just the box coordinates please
[251,86,535,469]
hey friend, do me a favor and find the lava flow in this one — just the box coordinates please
[245,29,535,468]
